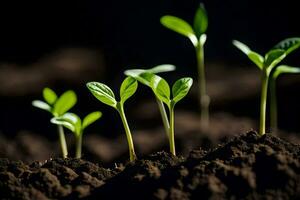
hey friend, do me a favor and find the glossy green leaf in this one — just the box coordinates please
[51,113,81,136]
[172,77,193,103]
[193,3,208,37]
[82,111,102,130]
[120,77,138,104]
[264,49,286,71]
[273,65,300,79]
[150,75,171,106]
[161,15,198,47]
[53,90,77,117]
[87,82,117,108]
[43,88,57,105]
[233,40,264,69]
[273,37,300,55]
[32,100,51,112]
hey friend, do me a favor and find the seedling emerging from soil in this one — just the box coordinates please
[86,77,138,161]
[150,75,193,156]
[233,37,300,135]
[32,88,77,158]
[51,111,102,158]
[124,64,176,138]
[161,4,209,128]
[270,65,300,131]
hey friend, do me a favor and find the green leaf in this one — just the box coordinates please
[172,77,193,103]
[82,111,102,130]
[51,113,81,136]
[199,34,207,46]
[232,40,264,69]
[53,90,77,117]
[161,15,198,47]
[273,65,300,79]
[86,82,117,108]
[193,3,208,37]
[150,75,171,106]
[120,77,138,104]
[264,49,286,72]
[148,64,176,74]
[32,100,51,112]
[43,88,57,105]
[273,37,300,55]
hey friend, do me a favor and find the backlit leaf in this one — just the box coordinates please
[273,37,300,55]
[43,88,57,105]
[172,77,193,103]
[193,3,208,37]
[273,65,300,79]
[120,77,138,104]
[82,111,102,130]
[150,75,171,106]
[87,82,117,108]
[32,100,51,112]
[53,90,77,117]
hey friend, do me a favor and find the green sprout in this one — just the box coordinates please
[51,111,102,158]
[86,77,138,161]
[150,75,193,156]
[233,38,300,135]
[270,65,300,131]
[32,88,77,158]
[161,4,209,128]
[124,64,176,138]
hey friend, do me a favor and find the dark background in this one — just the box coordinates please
[0,0,300,137]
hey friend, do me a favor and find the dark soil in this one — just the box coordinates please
[1,131,299,199]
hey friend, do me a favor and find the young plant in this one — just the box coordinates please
[161,4,209,128]
[86,77,138,161]
[150,75,193,156]
[51,111,102,158]
[270,65,300,131]
[233,37,300,135]
[124,64,176,138]
[32,88,77,158]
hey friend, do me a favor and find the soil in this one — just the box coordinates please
[1,131,299,199]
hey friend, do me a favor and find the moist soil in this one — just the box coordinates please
[1,131,299,199]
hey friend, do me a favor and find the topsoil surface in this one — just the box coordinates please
[1,131,299,200]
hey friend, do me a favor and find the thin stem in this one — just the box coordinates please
[156,98,170,139]
[196,44,210,129]
[169,104,176,156]
[259,70,269,135]
[57,125,68,158]
[75,134,82,159]
[117,103,137,161]
[269,77,278,132]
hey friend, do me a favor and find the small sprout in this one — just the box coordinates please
[51,111,102,158]
[161,4,210,128]
[124,64,176,138]
[32,88,77,158]
[86,77,138,161]
[233,37,300,135]
[150,75,193,156]
[270,65,300,131]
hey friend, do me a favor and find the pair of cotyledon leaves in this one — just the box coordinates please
[51,111,102,137]
[161,3,208,47]
[87,65,193,110]
[32,88,77,117]
[233,38,300,76]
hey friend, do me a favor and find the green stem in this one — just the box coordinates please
[169,104,176,156]
[58,125,68,158]
[196,44,210,129]
[259,71,269,135]
[156,98,170,139]
[117,103,137,161]
[269,77,278,132]
[75,134,82,159]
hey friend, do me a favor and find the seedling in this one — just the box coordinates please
[32,88,77,158]
[161,4,209,128]
[86,77,138,161]
[270,65,300,131]
[150,75,193,156]
[233,37,300,135]
[51,111,102,158]
[124,64,176,138]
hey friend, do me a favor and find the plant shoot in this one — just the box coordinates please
[161,4,209,129]
[86,77,138,161]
